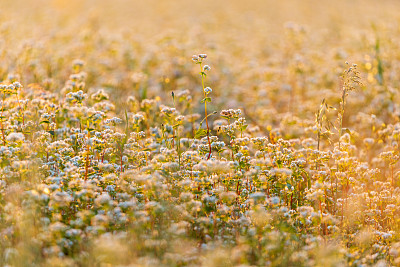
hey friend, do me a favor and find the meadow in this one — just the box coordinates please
[1,0,400,266]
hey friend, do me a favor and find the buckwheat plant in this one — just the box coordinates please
[2,4,400,265]
[193,54,213,160]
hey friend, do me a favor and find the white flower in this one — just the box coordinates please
[204,87,212,95]
[203,65,211,71]
[6,132,25,142]
[270,196,280,205]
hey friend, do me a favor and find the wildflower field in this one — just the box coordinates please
[2,0,400,266]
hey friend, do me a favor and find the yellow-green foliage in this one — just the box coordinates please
[1,0,400,266]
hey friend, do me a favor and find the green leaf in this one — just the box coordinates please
[172,123,182,129]
[286,183,293,190]
[200,97,212,103]
[195,128,207,139]
[40,120,50,124]
[341,128,351,136]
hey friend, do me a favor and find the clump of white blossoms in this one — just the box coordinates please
[6,132,24,142]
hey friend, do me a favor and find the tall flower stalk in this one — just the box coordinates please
[337,62,362,151]
[315,98,335,170]
[193,54,213,160]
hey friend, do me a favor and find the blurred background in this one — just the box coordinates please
[2,0,399,39]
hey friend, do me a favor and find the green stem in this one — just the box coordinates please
[200,63,212,160]
[0,93,5,145]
